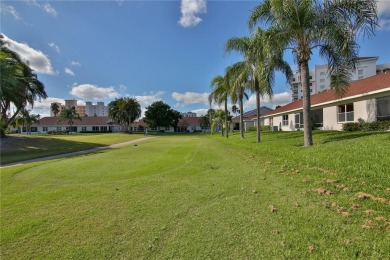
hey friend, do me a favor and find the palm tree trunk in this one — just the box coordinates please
[224,97,228,138]
[239,97,244,139]
[300,61,313,146]
[256,90,261,143]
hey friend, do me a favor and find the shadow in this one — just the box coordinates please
[1,135,116,165]
[321,131,387,144]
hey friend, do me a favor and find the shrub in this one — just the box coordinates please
[342,121,390,132]
[247,125,271,132]
[79,131,112,133]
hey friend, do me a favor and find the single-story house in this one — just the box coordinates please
[260,73,390,131]
[132,117,210,133]
[231,106,273,131]
[21,116,122,134]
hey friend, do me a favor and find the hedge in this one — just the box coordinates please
[247,125,271,132]
[342,121,390,132]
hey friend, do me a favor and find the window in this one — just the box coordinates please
[31,127,37,132]
[81,127,87,131]
[295,112,303,129]
[320,72,325,76]
[320,78,325,83]
[298,76,301,81]
[92,126,99,131]
[57,127,61,131]
[282,115,288,126]
[43,127,48,131]
[376,95,390,121]
[358,69,364,75]
[100,126,107,131]
[309,83,312,86]
[310,89,313,92]
[338,103,354,122]
[320,85,326,90]
[309,76,313,79]
[165,126,170,131]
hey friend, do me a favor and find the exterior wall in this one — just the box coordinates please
[85,102,108,116]
[21,125,121,134]
[323,106,339,130]
[243,121,255,131]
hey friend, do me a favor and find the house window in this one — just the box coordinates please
[338,103,354,122]
[165,126,170,131]
[309,76,313,79]
[100,126,107,131]
[92,126,99,131]
[282,115,288,126]
[320,78,325,83]
[295,112,303,129]
[57,127,61,131]
[151,127,157,131]
[31,127,37,132]
[376,95,390,121]
[81,127,86,131]
[43,127,48,131]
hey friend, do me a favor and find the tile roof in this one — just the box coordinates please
[133,117,203,127]
[262,73,390,117]
[232,106,273,122]
[35,116,119,126]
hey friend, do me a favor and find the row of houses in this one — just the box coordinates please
[20,73,389,134]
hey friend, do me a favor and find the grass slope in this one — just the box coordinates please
[1,132,389,259]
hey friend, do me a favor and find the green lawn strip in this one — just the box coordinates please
[0,133,145,165]
[1,133,389,259]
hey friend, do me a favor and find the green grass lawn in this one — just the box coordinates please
[0,133,146,165]
[1,131,389,259]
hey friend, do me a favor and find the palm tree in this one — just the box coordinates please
[51,103,60,117]
[209,75,230,138]
[226,61,250,139]
[15,108,40,135]
[57,106,81,132]
[108,97,141,133]
[248,0,377,146]
[210,109,226,135]
[0,35,47,136]
[226,29,291,143]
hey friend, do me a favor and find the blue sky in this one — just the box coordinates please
[2,0,390,117]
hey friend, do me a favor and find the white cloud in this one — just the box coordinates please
[171,91,209,107]
[48,42,60,53]
[1,34,55,75]
[70,61,81,66]
[2,5,21,20]
[245,92,292,110]
[43,3,57,17]
[64,68,75,76]
[377,1,390,31]
[26,97,65,118]
[191,108,208,116]
[178,0,207,28]
[133,91,165,108]
[70,84,120,100]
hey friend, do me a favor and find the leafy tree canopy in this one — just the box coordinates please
[144,101,182,130]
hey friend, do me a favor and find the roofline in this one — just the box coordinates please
[261,86,390,118]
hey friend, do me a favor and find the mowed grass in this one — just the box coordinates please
[0,133,145,165]
[1,131,389,259]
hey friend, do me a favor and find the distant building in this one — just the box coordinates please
[182,112,197,117]
[50,100,108,117]
[290,57,390,101]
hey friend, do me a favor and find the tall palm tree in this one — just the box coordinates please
[51,103,60,117]
[108,97,141,133]
[57,106,81,132]
[225,29,291,143]
[0,35,47,135]
[210,109,226,135]
[249,0,377,146]
[15,108,40,135]
[209,75,230,138]
[226,62,250,139]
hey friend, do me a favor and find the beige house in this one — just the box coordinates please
[262,73,390,131]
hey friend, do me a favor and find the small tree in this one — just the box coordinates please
[15,108,40,135]
[57,106,81,132]
[51,103,60,117]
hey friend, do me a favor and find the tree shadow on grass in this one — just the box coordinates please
[320,131,387,144]
[0,135,109,165]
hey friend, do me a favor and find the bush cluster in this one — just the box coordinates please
[79,131,112,133]
[47,130,70,134]
[247,125,271,132]
[342,121,390,132]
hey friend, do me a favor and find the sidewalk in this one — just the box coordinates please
[1,137,155,168]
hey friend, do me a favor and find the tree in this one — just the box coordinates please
[210,109,225,135]
[225,28,291,143]
[51,103,60,117]
[144,101,182,131]
[248,0,377,146]
[209,75,230,138]
[198,115,210,131]
[57,106,81,132]
[108,97,141,133]
[226,61,250,139]
[0,35,47,136]
[15,108,40,135]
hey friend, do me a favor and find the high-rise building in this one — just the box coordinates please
[50,100,107,117]
[290,57,390,101]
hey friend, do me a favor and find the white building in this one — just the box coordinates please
[263,73,390,131]
[182,112,197,117]
[50,100,108,117]
[290,57,390,101]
